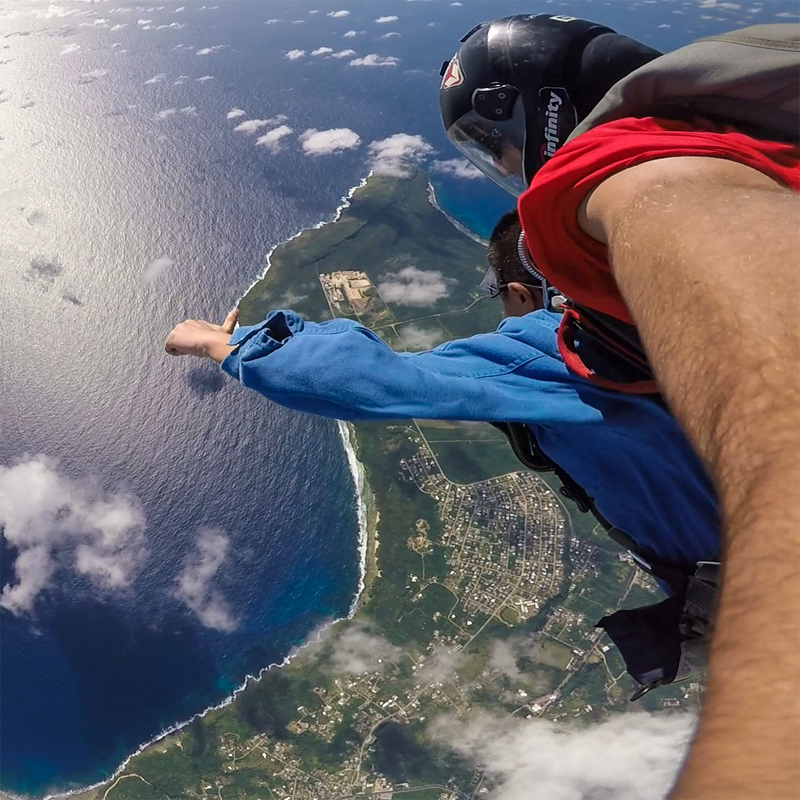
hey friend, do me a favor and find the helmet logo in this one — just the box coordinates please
[550,14,577,22]
[539,87,570,161]
[441,57,464,90]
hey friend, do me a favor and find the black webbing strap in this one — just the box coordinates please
[493,421,706,590]
[491,422,607,519]
[492,419,720,699]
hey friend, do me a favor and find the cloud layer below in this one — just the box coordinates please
[378,264,450,307]
[432,711,696,800]
[299,127,361,156]
[0,456,147,615]
[173,528,237,632]
[368,133,433,178]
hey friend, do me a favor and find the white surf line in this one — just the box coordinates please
[236,171,373,304]
[41,166,477,800]
[41,174,379,800]
[425,179,489,246]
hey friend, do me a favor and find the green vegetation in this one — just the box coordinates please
[74,170,704,800]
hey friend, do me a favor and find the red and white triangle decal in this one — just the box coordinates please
[441,57,463,90]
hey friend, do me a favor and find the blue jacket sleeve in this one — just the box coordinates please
[221,310,550,423]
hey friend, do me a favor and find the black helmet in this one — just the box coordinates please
[440,14,661,195]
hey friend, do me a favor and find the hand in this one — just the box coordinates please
[165,309,239,362]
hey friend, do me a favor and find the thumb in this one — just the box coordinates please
[221,308,239,334]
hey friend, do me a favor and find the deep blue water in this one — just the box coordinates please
[0,0,795,795]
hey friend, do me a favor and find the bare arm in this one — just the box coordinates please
[581,156,800,799]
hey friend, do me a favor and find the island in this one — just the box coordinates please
[70,170,705,800]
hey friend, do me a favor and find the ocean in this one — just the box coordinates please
[0,0,793,795]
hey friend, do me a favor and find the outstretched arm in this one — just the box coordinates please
[166,309,559,423]
[581,155,800,798]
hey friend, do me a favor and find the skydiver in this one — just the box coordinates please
[165,210,720,695]
[439,15,800,797]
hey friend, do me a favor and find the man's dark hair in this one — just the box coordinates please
[487,211,531,285]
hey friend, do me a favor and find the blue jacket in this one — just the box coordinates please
[223,309,719,571]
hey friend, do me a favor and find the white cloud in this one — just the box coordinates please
[60,42,81,55]
[30,5,79,19]
[368,133,434,177]
[342,29,362,37]
[776,10,800,15]
[309,9,319,13]
[379,31,400,38]
[451,1,463,5]
[233,115,287,134]
[196,45,225,55]
[418,645,466,683]
[375,15,399,23]
[137,18,151,25]
[144,73,166,84]
[698,0,741,7]
[429,158,485,180]
[489,639,522,681]
[180,106,197,116]
[328,621,401,674]
[233,119,269,133]
[299,127,361,156]
[265,18,280,24]
[658,23,671,27]
[328,9,350,17]
[284,49,306,60]
[432,712,696,800]
[332,49,356,58]
[348,53,399,67]
[173,75,188,85]
[154,108,176,120]
[227,108,246,119]
[143,256,173,281]
[0,455,147,615]
[311,46,333,56]
[255,125,293,153]
[110,23,127,30]
[79,69,107,82]
[173,528,237,632]
[378,265,450,307]
[196,75,215,82]
[398,324,445,351]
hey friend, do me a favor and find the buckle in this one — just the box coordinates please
[630,679,663,702]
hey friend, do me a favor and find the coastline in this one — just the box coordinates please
[12,167,466,800]
[426,180,489,247]
[337,421,381,611]
[13,175,384,800]
[236,171,372,307]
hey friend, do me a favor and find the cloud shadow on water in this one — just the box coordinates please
[186,365,227,396]
[26,256,63,285]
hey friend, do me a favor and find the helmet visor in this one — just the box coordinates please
[445,96,527,197]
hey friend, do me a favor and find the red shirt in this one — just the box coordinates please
[518,116,800,326]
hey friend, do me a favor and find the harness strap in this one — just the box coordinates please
[491,422,601,517]
[492,419,720,698]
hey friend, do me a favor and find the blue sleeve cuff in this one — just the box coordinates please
[222,310,303,379]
